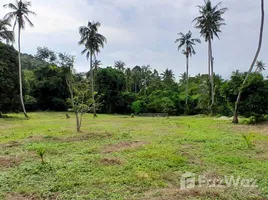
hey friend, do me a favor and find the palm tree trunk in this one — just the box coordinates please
[208,41,211,77]
[18,27,28,118]
[233,0,264,124]
[186,54,189,105]
[209,38,215,115]
[90,52,97,117]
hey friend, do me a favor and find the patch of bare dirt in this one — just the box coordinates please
[254,140,268,160]
[228,123,268,135]
[100,157,124,166]
[142,186,262,200]
[5,193,39,200]
[180,144,203,165]
[0,141,21,148]
[103,141,148,153]
[142,186,221,200]
[63,132,112,142]
[0,156,22,168]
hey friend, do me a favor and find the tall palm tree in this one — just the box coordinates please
[78,21,106,117]
[175,31,201,105]
[4,0,36,118]
[255,60,265,73]
[0,19,14,43]
[233,0,264,124]
[193,0,227,114]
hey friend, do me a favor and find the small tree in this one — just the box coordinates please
[65,62,94,132]
[67,77,94,132]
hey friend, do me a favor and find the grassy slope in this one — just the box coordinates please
[0,113,268,200]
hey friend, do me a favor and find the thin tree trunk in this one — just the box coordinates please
[186,54,189,105]
[18,27,28,118]
[75,112,80,132]
[90,52,97,117]
[233,0,264,124]
[208,41,211,77]
[209,38,215,115]
[79,113,83,130]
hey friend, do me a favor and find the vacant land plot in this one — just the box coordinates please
[0,113,268,199]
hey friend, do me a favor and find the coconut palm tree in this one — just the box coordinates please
[0,19,14,43]
[193,0,227,114]
[125,68,132,92]
[161,69,175,86]
[4,0,36,118]
[175,31,201,105]
[78,21,106,117]
[233,0,265,124]
[255,60,266,73]
[114,60,125,72]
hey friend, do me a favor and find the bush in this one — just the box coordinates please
[243,114,267,125]
[131,100,142,114]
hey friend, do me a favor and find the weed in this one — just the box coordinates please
[37,148,46,164]
[242,132,255,149]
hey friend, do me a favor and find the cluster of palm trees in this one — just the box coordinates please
[175,0,227,113]
[175,0,265,121]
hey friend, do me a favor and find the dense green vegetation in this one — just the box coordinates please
[1,113,268,199]
[1,42,268,119]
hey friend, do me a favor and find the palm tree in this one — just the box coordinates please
[125,68,132,92]
[161,69,175,86]
[175,31,201,105]
[4,0,36,118]
[193,0,227,114]
[255,60,266,73]
[233,0,264,124]
[0,19,14,43]
[78,21,106,117]
[114,60,125,72]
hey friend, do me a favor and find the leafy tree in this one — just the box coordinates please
[31,65,69,111]
[4,0,36,118]
[233,0,264,124]
[67,77,93,132]
[95,67,125,114]
[0,42,20,116]
[35,46,57,64]
[193,0,227,114]
[0,19,14,43]
[175,31,200,105]
[78,21,107,117]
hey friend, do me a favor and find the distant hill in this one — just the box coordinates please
[21,53,48,70]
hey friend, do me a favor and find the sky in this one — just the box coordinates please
[0,0,267,80]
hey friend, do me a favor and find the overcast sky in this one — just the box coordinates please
[0,0,267,80]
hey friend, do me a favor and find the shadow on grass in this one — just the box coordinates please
[0,115,29,121]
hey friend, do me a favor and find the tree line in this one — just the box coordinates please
[0,0,265,126]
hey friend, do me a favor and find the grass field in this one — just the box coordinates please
[1,113,268,200]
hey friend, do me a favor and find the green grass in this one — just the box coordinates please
[0,112,268,199]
